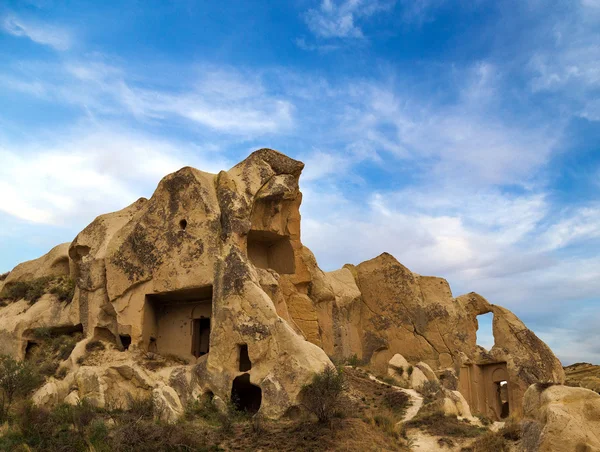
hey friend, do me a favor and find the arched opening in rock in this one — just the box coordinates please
[476,312,495,351]
[497,380,509,418]
[119,334,131,350]
[179,219,188,231]
[231,373,261,414]
[247,230,295,274]
[239,344,251,371]
[144,285,213,360]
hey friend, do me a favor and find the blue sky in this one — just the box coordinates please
[1,0,600,365]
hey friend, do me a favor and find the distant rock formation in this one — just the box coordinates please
[0,148,565,420]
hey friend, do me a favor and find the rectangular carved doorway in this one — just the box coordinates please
[192,317,211,357]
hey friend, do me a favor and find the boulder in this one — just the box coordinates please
[153,384,184,424]
[523,384,600,452]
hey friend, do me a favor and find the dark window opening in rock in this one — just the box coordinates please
[145,286,213,360]
[497,380,509,418]
[25,341,39,360]
[231,373,262,414]
[179,219,188,230]
[202,391,214,403]
[119,334,131,351]
[247,230,295,274]
[476,312,494,351]
[149,337,157,353]
[239,344,251,372]
[192,317,211,358]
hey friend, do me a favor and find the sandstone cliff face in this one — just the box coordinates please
[0,148,565,421]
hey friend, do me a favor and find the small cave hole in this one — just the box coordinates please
[119,335,131,351]
[179,219,188,231]
[231,373,262,414]
[149,337,157,353]
[476,312,495,351]
[239,344,251,372]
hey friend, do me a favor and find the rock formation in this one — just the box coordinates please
[0,149,566,421]
[523,383,600,451]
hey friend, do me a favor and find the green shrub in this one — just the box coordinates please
[301,365,347,423]
[0,277,52,303]
[185,395,220,423]
[407,366,414,376]
[0,355,43,421]
[0,276,75,304]
[49,276,75,303]
[346,354,362,367]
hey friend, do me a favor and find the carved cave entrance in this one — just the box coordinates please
[458,362,511,421]
[231,373,261,414]
[247,230,295,274]
[145,286,213,361]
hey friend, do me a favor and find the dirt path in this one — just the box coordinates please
[365,374,424,423]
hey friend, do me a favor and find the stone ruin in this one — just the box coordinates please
[0,149,566,421]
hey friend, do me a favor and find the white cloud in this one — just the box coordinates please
[0,125,232,226]
[303,0,395,39]
[1,15,71,50]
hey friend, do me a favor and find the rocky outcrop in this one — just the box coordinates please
[3,243,71,285]
[0,148,565,422]
[523,384,600,452]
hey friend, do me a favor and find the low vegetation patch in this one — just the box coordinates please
[462,431,509,452]
[85,340,106,353]
[418,380,444,405]
[0,276,75,304]
[384,388,410,415]
[26,329,83,377]
[404,411,486,438]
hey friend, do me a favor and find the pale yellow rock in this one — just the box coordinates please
[64,391,81,406]
[416,362,437,382]
[410,367,429,390]
[153,384,184,424]
[524,384,600,452]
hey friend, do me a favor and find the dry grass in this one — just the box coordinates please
[404,411,486,438]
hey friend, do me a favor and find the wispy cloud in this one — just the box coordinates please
[0,124,232,225]
[303,0,395,39]
[1,15,71,50]
[1,61,295,135]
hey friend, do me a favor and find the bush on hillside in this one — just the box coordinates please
[301,365,347,423]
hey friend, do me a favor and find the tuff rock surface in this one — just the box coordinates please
[524,384,600,452]
[0,148,568,422]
